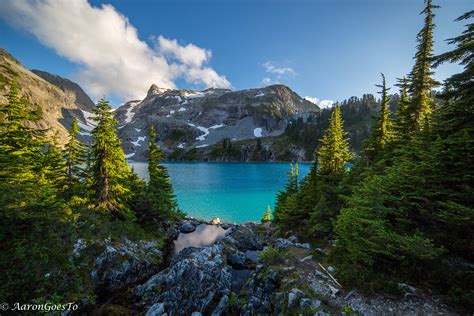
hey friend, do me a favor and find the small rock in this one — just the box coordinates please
[211,217,222,225]
[72,239,87,258]
[295,242,311,249]
[328,284,340,296]
[311,299,322,308]
[179,222,196,233]
[288,235,298,243]
[344,289,358,300]
[267,270,279,283]
[327,265,335,273]
[315,247,326,255]
[288,288,306,307]
[191,312,202,316]
[211,295,228,316]
[245,250,259,264]
[282,266,295,272]
[398,283,417,294]
[221,223,229,230]
[145,303,164,316]
[288,292,298,307]
[228,251,246,269]
[275,238,293,249]
[300,255,313,262]
[300,298,311,308]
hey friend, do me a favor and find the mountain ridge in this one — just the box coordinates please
[114,83,320,160]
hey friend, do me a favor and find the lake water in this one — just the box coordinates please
[130,162,311,223]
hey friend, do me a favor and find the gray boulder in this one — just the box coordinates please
[228,225,265,251]
[179,222,196,233]
[145,303,165,316]
[275,238,293,249]
[135,243,231,315]
[91,239,162,293]
[227,251,247,269]
[288,288,306,307]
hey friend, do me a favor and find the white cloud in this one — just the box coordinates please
[263,62,295,76]
[304,96,334,109]
[0,0,230,102]
[155,36,210,67]
[261,61,295,87]
[261,77,273,86]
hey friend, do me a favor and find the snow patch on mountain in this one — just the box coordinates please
[131,136,146,147]
[209,124,224,129]
[124,101,141,123]
[77,120,93,132]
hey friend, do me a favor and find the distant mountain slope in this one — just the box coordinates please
[31,69,95,111]
[115,84,320,160]
[0,48,95,145]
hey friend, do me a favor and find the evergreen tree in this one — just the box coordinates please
[0,84,67,302]
[364,73,393,163]
[393,77,412,143]
[334,11,474,308]
[316,105,352,175]
[0,83,54,213]
[89,98,132,216]
[64,118,88,193]
[143,124,177,221]
[261,205,272,223]
[273,163,299,224]
[408,0,440,131]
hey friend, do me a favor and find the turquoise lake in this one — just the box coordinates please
[130,162,311,223]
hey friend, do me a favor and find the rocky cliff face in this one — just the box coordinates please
[0,48,95,145]
[31,69,95,111]
[114,84,319,160]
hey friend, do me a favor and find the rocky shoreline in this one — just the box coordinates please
[69,218,457,315]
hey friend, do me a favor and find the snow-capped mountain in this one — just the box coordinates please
[114,84,319,159]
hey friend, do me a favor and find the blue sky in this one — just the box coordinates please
[0,0,471,106]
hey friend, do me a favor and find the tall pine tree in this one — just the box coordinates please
[144,124,177,221]
[89,98,132,216]
[64,118,88,194]
[393,77,412,143]
[364,73,393,163]
[408,0,440,131]
[316,105,352,175]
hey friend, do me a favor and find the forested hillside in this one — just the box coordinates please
[274,3,473,310]
[0,85,181,304]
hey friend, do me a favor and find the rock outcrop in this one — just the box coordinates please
[90,239,162,294]
[134,243,232,315]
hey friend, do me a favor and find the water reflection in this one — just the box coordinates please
[174,224,227,254]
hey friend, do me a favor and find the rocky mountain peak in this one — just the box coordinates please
[147,84,170,98]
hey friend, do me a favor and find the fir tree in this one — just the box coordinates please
[0,83,54,213]
[334,11,474,308]
[64,118,88,193]
[316,105,352,175]
[261,205,272,222]
[408,0,440,131]
[144,124,177,220]
[89,98,132,215]
[364,73,393,163]
[273,163,299,224]
[393,77,412,143]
